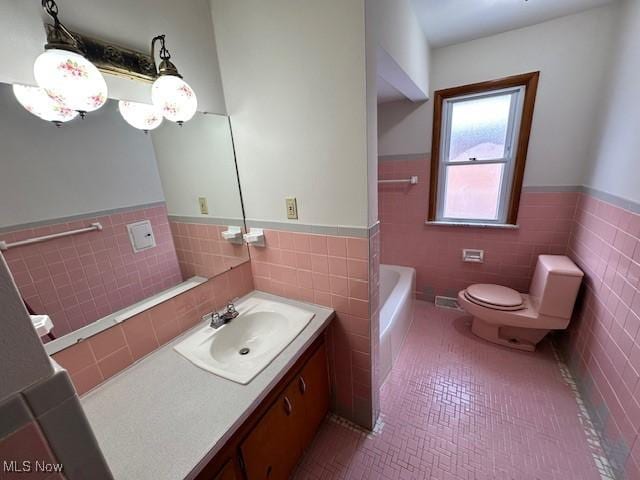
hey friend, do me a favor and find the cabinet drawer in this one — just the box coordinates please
[213,460,237,480]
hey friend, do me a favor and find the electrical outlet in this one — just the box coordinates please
[286,197,298,220]
[198,197,209,215]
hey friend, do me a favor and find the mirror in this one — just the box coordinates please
[0,82,249,351]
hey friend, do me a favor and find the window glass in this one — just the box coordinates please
[442,163,504,221]
[429,73,539,225]
[448,94,512,163]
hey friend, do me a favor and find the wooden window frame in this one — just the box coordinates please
[428,71,540,226]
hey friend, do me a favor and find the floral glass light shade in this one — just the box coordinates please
[33,48,108,114]
[151,75,197,125]
[118,100,163,132]
[13,84,79,125]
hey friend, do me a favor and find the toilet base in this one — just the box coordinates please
[471,318,549,352]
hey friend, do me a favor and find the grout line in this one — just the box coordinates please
[551,345,617,480]
[326,412,385,438]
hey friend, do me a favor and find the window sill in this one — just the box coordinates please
[425,221,519,230]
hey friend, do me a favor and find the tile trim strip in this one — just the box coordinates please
[168,215,245,227]
[521,185,583,192]
[0,394,33,440]
[523,185,640,214]
[0,201,167,234]
[23,364,76,418]
[4,186,636,240]
[578,185,640,214]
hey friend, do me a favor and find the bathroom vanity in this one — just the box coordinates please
[198,333,329,480]
[80,292,334,480]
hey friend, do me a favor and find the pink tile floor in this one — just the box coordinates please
[294,301,601,480]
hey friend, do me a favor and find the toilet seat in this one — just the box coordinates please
[464,284,525,311]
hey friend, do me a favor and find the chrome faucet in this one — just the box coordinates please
[204,301,239,329]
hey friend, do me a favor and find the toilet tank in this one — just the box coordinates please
[529,255,584,319]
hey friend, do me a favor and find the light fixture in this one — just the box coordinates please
[118,100,163,132]
[150,35,197,125]
[15,3,199,130]
[33,0,107,116]
[13,84,79,126]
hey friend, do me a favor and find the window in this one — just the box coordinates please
[428,72,539,226]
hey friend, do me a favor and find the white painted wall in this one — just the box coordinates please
[152,113,244,221]
[0,85,165,228]
[368,0,430,100]
[0,0,226,113]
[366,3,380,228]
[378,100,431,156]
[378,5,618,188]
[0,255,53,402]
[365,0,431,226]
[210,0,369,228]
[585,0,640,203]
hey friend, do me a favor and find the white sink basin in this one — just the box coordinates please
[173,297,315,384]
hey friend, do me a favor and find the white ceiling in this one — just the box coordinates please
[411,0,617,48]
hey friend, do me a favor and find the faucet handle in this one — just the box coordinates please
[209,312,223,329]
[227,298,240,313]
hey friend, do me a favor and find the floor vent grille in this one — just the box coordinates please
[435,296,462,310]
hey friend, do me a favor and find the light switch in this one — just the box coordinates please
[127,220,156,253]
[286,197,298,220]
[198,197,209,215]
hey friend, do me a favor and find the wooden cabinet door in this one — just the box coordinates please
[240,382,303,480]
[298,343,330,448]
[213,460,237,480]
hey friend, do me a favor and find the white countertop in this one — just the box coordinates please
[80,291,334,480]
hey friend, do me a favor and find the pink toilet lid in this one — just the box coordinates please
[466,284,524,309]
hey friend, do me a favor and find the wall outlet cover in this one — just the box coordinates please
[198,197,209,215]
[286,197,298,220]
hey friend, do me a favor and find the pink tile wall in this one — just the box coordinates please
[0,421,63,480]
[1,204,183,339]
[379,157,577,298]
[248,229,375,428]
[566,193,640,479]
[52,262,254,395]
[169,221,249,279]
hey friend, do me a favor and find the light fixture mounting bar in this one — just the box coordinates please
[45,26,158,83]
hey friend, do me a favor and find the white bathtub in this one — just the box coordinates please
[379,264,415,384]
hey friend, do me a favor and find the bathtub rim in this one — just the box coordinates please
[379,264,415,338]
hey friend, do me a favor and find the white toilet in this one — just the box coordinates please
[457,255,584,351]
